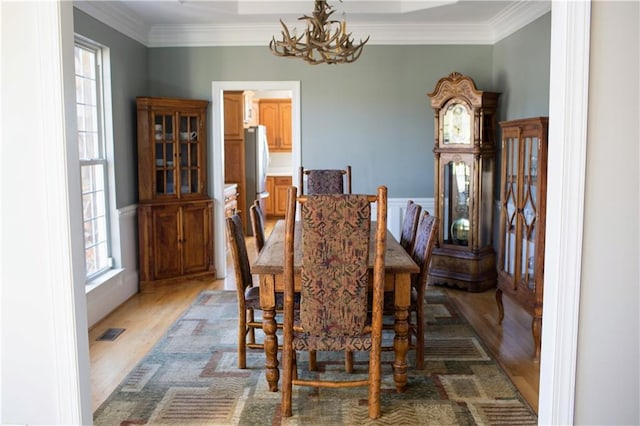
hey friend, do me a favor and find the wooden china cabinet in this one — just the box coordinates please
[496,117,549,359]
[136,97,215,287]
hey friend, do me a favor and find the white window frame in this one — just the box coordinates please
[74,35,117,282]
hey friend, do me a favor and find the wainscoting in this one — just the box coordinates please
[374,197,435,242]
[86,205,138,328]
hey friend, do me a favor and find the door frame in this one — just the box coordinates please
[210,81,301,279]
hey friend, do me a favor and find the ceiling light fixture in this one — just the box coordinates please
[268,0,369,65]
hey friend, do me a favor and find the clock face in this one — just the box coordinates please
[442,103,471,145]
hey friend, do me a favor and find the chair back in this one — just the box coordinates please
[400,200,422,253]
[299,165,352,195]
[249,200,266,253]
[284,186,387,340]
[301,194,373,336]
[226,214,252,294]
[411,212,438,288]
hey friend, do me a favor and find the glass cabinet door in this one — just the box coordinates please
[178,113,201,195]
[153,113,176,196]
[151,112,203,198]
[500,132,540,291]
[519,135,539,291]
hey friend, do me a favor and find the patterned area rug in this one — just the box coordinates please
[93,288,537,425]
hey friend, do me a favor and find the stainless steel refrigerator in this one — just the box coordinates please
[244,125,269,235]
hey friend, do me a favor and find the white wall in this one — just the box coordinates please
[1,1,92,424]
[574,1,640,424]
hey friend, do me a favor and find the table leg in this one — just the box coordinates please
[260,275,279,392]
[393,273,410,393]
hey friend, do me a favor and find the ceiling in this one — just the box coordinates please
[74,0,550,47]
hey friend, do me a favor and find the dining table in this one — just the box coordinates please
[250,219,420,393]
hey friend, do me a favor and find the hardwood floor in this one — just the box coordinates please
[89,221,539,414]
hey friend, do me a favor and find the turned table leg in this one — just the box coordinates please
[259,275,279,392]
[393,273,411,393]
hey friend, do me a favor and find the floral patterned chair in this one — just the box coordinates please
[299,165,352,195]
[280,186,388,420]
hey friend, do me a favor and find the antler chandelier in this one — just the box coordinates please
[268,0,369,65]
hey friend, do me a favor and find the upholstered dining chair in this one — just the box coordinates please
[408,211,438,370]
[249,199,266,254]
[281,185,388,420]
[226,213,274,369]
[400,200,422,254]
[299,165,352,195]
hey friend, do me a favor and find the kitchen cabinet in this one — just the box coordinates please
[224,91,248,232]
[265,176,291,217]
[136,97,215,287]
[224,183,239,218]
[224,91,244,140]
[259,99,292,152]
[496,117,548,360]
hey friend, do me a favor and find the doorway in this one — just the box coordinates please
[211,81,301,280]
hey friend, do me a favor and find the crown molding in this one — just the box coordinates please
[74,2,551,47]
[74,1,150,46]
[489,1,551,42]
[147,22,496,47]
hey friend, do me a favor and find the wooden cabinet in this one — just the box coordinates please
[136,97,215,286]
[259,99,292,152]
[496,117,549,360]
[224,92,244,139]
[138,200,214,284]
[223,91,248,232]
[224,183,239,218]
[136,97,209,201]
[265,176,291,216]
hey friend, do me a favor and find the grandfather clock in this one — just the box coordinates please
[427,72,500,292]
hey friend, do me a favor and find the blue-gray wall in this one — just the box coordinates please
[147,45,495,197]
[74,9,148,208]
[73,8,550,201]
[493,13,552,120]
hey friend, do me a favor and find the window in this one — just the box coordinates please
[74,37,113,280]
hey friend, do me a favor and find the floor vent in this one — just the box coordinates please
[97,328,125,341]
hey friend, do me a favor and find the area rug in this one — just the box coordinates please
[93,288,537,425]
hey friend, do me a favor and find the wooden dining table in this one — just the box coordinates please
[250,220,420,393]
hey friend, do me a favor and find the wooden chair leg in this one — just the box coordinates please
[416,293,425,370]
[309,350,317,371]
[248,309,256,345]
[281,347,293,417]
[238,308,247,369]
[293,351,298,380]
[345,350,354,373]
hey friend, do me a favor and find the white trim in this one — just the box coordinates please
[537,1,591,424]
[38,2,92,423]
[211,81,301,279]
